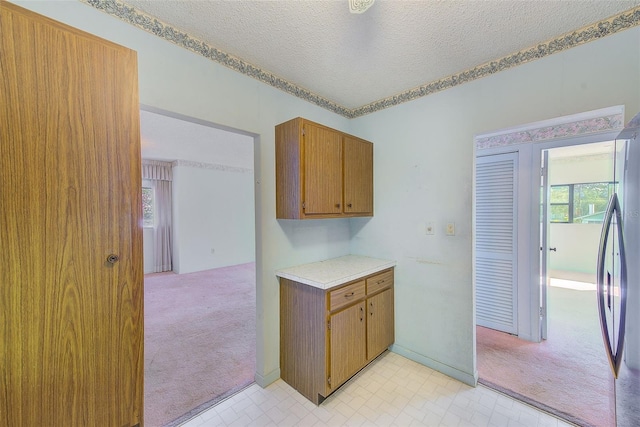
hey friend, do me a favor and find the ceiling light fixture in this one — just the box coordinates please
[349,0,375,14]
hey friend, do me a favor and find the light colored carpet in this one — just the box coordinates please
[144,263,256,427]
[477,285,615,427]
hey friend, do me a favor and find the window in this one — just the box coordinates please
[142,187,154,227]
[550,185,571,223]
[550,182,616,223]
[573,182,616,223]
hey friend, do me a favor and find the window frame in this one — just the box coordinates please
[549,184,573,223]
[142,185,155,228]
[549,180,616,224]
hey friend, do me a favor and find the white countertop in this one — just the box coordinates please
[275,255,396,290]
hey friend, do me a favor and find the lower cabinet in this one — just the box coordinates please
[367,287,394,359]
[280,268,394,404]
[329,301,367,390]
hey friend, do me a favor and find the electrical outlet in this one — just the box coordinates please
[425,222,434,235]
[446,222,455,236]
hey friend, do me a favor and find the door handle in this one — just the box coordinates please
[596,193,627,378]
[106,254,120,264]
[549,247,557,252]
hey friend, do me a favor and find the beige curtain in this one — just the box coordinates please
[142,160,173,272]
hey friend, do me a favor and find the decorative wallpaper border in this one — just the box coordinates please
[82,0,640,119]
[172,159,252,174]
[83,0,350,118]
[353,8,640,118]
[475,113,624,150]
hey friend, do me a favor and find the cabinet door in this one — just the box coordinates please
[343,136,373,215]
[304,122,343,215]
[367,288,394,360]
[330,302,367,390]
[0,3,143,426]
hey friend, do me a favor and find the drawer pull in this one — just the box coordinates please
[344,292,355,298]
[377,279,385,284]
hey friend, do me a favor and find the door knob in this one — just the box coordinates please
[106,254,120,264]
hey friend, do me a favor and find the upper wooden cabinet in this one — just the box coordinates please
[343,135,374,215]
[276,117,373,219]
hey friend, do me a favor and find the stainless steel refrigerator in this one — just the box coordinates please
[597,112,640,426]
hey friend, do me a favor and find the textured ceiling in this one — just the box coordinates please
[111,0,640,113]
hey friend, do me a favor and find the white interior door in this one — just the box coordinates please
[540,151,550,340]
[475,152,518,334]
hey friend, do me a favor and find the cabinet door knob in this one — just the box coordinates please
[335,203,341,208]
[106,254,120,264]
[347,203,352,208]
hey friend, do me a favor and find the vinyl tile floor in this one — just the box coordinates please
[178,351,574,427]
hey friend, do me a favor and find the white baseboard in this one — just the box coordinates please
[254,368,281,388]
[390,344,478,387]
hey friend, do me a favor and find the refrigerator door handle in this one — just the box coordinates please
[596,192,627,379]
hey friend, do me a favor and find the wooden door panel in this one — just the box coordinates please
[303,123,342,215]
[367,288,394,360]
[343,136,373,215]
[329,302,366,390]
[0,2,142,426]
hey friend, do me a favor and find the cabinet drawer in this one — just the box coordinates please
[366,269,394,295]
[329,280,365,311]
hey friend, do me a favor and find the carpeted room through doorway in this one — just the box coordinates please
[144,262,256,426]
[477,280,614,427]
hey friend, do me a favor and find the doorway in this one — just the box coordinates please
[541,141,617,337]
[542,141,616,425]
[139,107,258,426]
[477,140,618,426]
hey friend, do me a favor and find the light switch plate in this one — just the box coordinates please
[446,222,455,236]
[425,222,434,235]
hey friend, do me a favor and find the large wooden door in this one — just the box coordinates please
[0,2,143,426]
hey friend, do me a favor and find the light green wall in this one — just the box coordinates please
[172,165,256,274]
[549,223,601,278]
[14,0,640,388]
[549,154,614,185]
[349,28,640,382]
[548,153,614,277]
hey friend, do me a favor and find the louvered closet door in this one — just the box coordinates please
[475,152,518,334]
